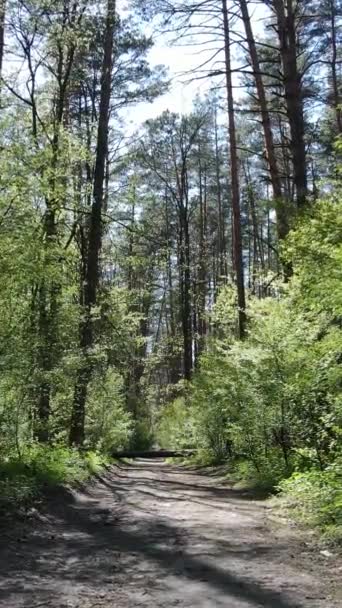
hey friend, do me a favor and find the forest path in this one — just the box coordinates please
[0,460,340,608]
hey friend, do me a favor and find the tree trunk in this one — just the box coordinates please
[35,118,63,442]
[69,0,116,447]
[273,0,307,207]
[165,192,181,383]
[239,0,289,240]
[165,192,176,340]
[179,208,192,380]
[214,106,227,283]
[222,0,246,338]
[329,0,341,133]
[244,162,265,294]
[35,52,79,439]
[197,158,207,358]
[0,0,5,77]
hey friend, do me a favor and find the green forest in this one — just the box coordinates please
[0,0,341,543]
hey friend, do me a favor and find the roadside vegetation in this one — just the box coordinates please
[156,191,342,543]
[0,447,110,512]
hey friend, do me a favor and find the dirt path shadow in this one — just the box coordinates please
[0,461,340,608]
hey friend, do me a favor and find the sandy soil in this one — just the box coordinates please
[0,459,341,608]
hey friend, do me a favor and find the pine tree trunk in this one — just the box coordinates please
[239,0,289,240]
[34,1,80,441]
[69,0,116,447]
[0,0,5,77]
[244,162,265,293]
[214,107,227,282]
[222,0,246,338]
[329,0,341,133]
[273,0,307,207]
[165,192,181,383]
[165,193,176,340]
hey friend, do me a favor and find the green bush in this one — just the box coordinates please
[84,451,110,475]
[0,445,109,510]
[156,397,195,450]
[85,369,133,452]
[0,476,38,509]
[232,456,292,492]
[129,418,154,450]
[278,462,342,542]
[25,445,90,485]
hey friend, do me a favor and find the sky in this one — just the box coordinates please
[118,0,224,129]
[3,0,267,134]
[122,25,215,130]
[3,0,211,132]
[119,0,269,131]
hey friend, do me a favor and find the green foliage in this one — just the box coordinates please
[0,446,109,510]
[83,451,111,475]
[0,473,38,510]
[285,197,342,317]
[0,0,167,493]
[232,458,290,492]
[129,419,155,450]
[162,195,342,534]
[86,369,133,452]
[156,397,195,449]
[277,462,342,543]
[190,354,237,462]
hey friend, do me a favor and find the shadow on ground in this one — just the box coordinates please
[0,462,331,608]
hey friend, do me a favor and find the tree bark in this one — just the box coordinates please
[0,0,5,77]
[69,0,116,446]
[244,161,264,294]
[179,207,192,380]
[329,0,341,133]
[222,0,246,338]
[214,106,227,282]
[272,0,307,207]
[239,0,289,240]
[197,157,207,359]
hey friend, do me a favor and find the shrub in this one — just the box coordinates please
[85,369,133,452]
[232,456,291,492]
[0,445,108,510]
[130,418,154,450]
[0,476,38,509]
[156,397,195,450]
[278,462,342,543]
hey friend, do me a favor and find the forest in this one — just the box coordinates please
[0,0,341,545]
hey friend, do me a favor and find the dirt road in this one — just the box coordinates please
[0,460,340,608]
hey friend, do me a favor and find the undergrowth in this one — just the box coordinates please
[276,462,342,545]
[0,445,110,511]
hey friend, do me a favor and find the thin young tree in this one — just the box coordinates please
[0,0,5,77]
[222,0,246,337]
